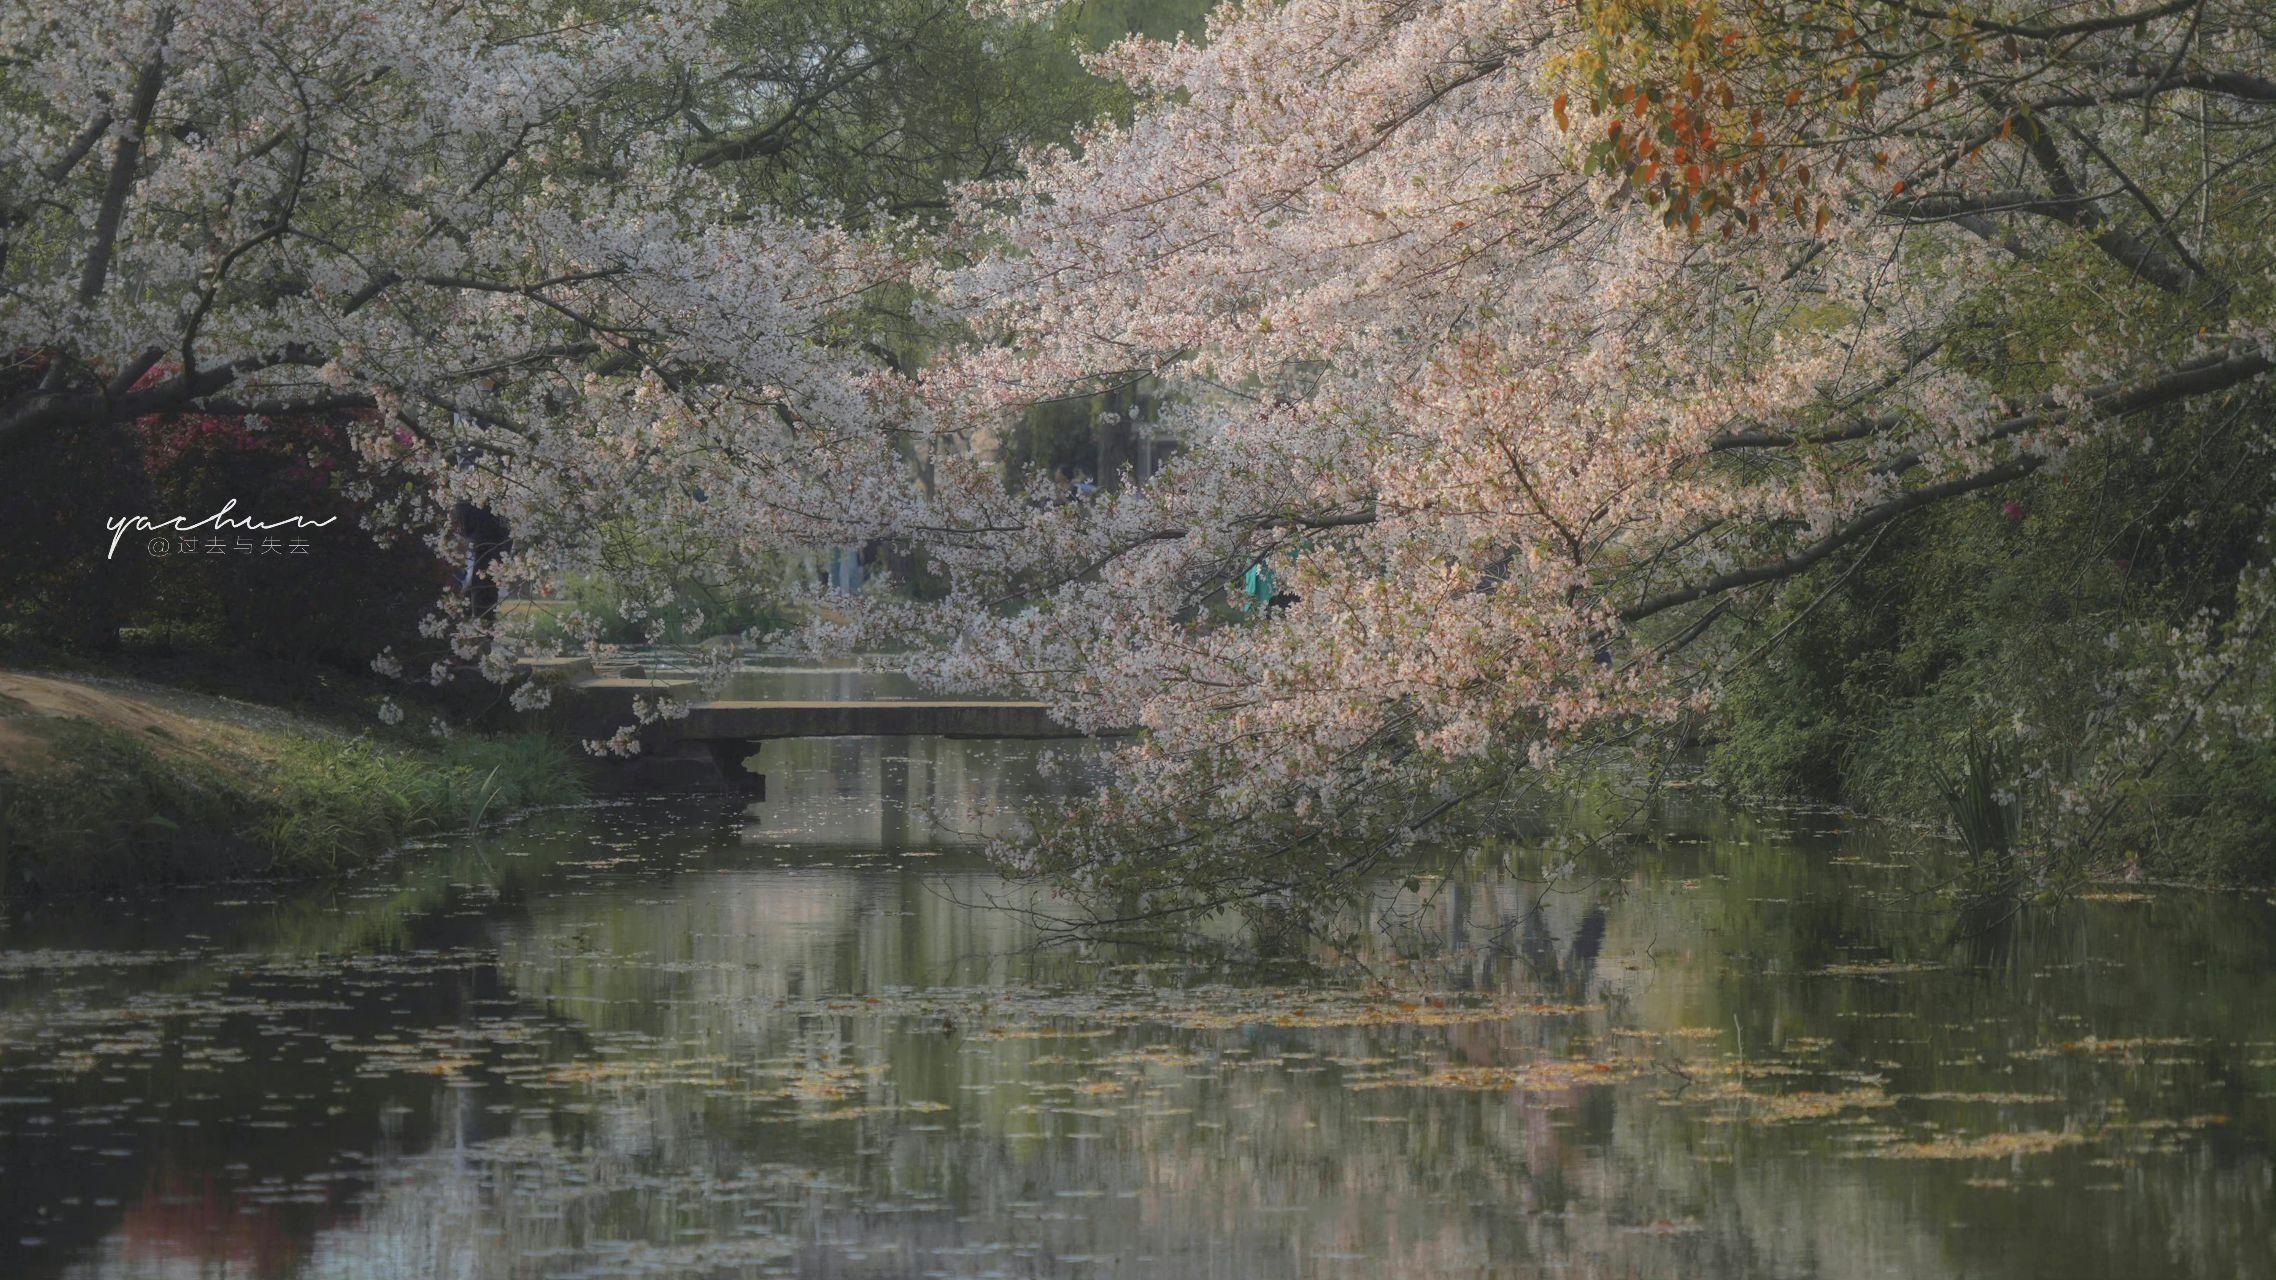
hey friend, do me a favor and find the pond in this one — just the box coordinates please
[2,730,2272,1279]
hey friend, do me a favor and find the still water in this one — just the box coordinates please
[2,731,2272,1279]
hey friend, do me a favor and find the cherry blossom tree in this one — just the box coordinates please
[0,0,1029,675]
[844,0,2276,911]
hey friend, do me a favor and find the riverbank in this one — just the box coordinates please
[0,669,581,897]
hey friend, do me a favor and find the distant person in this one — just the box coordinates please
[451,501,510,618]
[1241,551,1300,616]
[828,545,863,593]
[1241,558,1275,613]
[1073,469,1098,501]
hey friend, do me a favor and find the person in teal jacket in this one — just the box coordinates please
[1241,558,1277,613]
[1241,547,1300,615]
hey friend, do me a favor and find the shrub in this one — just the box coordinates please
[1706,394,2276,885]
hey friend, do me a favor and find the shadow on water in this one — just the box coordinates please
[1,734,2272,1279]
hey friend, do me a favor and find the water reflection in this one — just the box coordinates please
[0,737,2270,1280]
[742,736,1077,852]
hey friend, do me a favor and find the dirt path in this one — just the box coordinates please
[0,669,344,777]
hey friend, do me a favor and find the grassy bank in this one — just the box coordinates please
[0,671,582,897]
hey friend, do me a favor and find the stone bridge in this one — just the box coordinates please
[514,658,1101,794]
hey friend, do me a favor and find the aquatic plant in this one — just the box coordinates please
[1930,732,2022,872]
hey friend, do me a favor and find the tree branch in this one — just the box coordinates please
[1878,0,2198,42]
[74,21,170,307]
[1629,349,2270,621]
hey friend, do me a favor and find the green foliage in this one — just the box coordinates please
[668,0,1214,257]
[691,0,1207,229]
[1706,391,2276,884]
[2072,661,2276,887]
[1929,731,2020,867]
